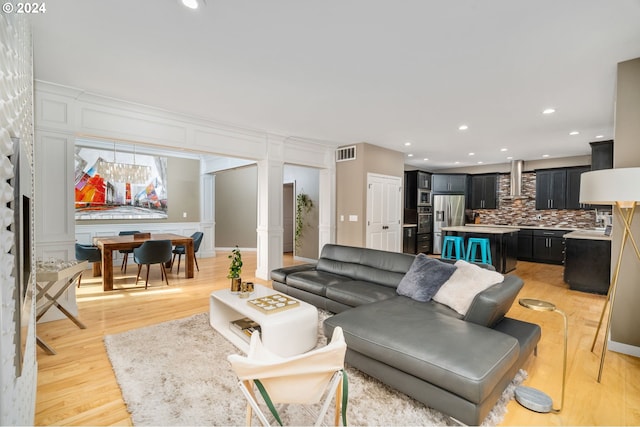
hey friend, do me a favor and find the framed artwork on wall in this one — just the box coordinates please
[74,145,168,220]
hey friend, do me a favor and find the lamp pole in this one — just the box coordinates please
[515,298,567,413]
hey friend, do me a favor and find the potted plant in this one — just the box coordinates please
[227,245,243,293]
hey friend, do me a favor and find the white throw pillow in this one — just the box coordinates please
[432,259,504,315]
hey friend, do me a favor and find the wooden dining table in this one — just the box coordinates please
[94,233,194,291]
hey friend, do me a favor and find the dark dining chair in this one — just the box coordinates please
[133,240,172,289]
[119,230,140,274]
[171,231,204,274]
[74,243,102,288]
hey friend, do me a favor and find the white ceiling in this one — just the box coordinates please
[29,0,640,170]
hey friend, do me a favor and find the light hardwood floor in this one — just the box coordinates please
[34,252,640,426]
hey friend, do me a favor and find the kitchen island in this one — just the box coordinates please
[441,225,519,273]
[563,230,611,294]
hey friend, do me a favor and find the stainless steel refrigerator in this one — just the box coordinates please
[432,194,466,254]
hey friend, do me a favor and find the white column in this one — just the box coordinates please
[200,172,215,258]
[255,139,284,279]
[318,166,336,253]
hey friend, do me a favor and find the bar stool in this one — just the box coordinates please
[442,235,465,260]
[466,237,492,265]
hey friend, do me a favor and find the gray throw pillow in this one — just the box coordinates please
[396,254,458,302]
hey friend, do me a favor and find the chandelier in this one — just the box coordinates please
[95,143,151,184]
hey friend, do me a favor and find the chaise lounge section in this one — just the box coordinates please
[271,244,540,425]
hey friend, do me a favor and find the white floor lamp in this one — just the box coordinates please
[579,167,640,382]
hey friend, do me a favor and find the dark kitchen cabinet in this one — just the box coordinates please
[564,237,611,294]
[404,170,432,209]
[590,140,613,171]
[532,229,566,264]
[405,171,417,209]
[470,174,498,209]
[535,169,566,209]
[517,229,534,260]
[403,226,417,254]
[417,171,431,189]
[432,174,467,194]
[566,166,591,210]
[417,233,432,254]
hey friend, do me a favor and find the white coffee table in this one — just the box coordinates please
[209,284,318,357]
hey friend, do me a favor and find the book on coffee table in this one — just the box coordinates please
[230,317,261,341]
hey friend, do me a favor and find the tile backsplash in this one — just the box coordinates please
[473,172,602,229]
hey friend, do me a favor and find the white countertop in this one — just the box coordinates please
[563,230,612,241]
[441,225,520,234]
[467,223,592,232]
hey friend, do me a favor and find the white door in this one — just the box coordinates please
[366,173,402,252]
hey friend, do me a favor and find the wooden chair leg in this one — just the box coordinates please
[136,264,142,284]
[243,380,255,426]
[176,254,182,274]
[76,272,83,288]
[161,264,170,286]
[121,254,128,272]
[194,253,199,271]
[145,264,150,289]
[170,253,177,272]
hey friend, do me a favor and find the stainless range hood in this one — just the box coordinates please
[503,160,529,200]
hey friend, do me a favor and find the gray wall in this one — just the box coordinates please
[284,164,320,260]
[215,165,258,248]
[166,157,201,222]
[75,156,200,225]
[336,143,404,247]
[611,57,640,350]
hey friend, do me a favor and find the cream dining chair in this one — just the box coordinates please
[228,326,348,426]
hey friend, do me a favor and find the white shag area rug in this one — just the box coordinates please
[104,312,525,426]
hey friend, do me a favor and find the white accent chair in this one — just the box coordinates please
[228,326,348,426]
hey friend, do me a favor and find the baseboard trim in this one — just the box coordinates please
[294,255,317,263]
[608,340,640,358]
[215,247,257,252]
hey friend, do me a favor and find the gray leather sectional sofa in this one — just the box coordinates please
[271,244,540,425]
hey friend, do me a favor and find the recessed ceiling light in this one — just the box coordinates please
[595,135,604,139]
[181,0,202,9]
[458,125,469,131]
[407,154,413,157]
[477,161,484,164]
[404,142,412,146]
[500,148,508,152]
[507,156,513,160]
[468,152,475,156]
[423,158,429,161]
[569,131,580,136]
[542,154,550,158]
[542,108,556,115]
[454,161,460,164]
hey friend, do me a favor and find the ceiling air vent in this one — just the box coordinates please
[336,145,356,162]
